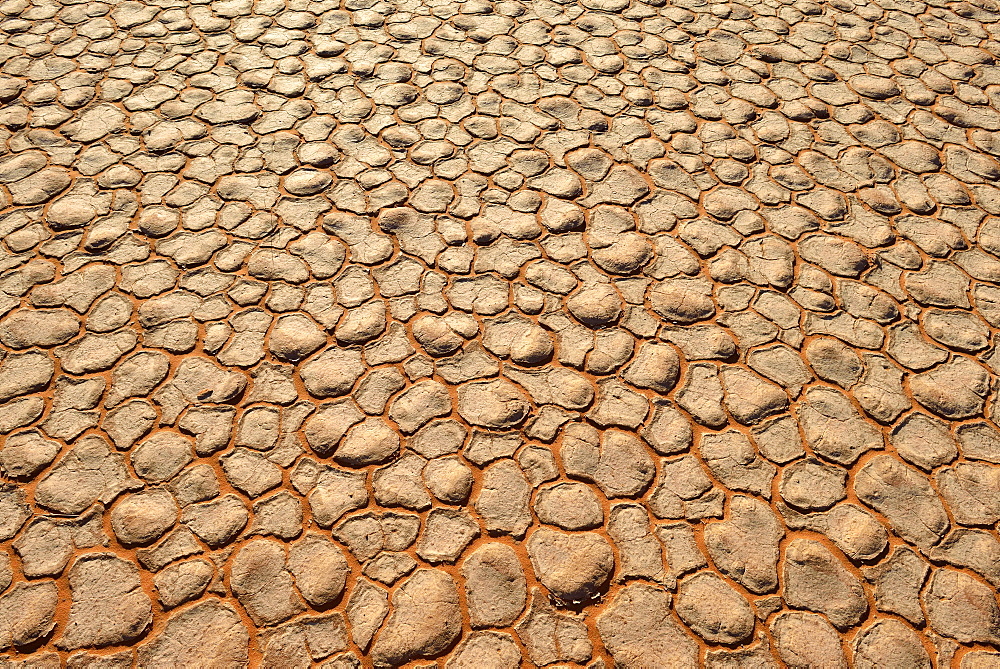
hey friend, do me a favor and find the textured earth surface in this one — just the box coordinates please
[1,0,1000,666]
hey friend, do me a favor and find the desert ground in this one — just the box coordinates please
[0,0,999,665]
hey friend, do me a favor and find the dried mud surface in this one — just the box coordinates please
[0,0,1000,665]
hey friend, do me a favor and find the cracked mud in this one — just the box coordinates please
[0,0,999,665]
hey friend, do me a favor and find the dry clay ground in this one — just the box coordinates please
[0,0,1000,665]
